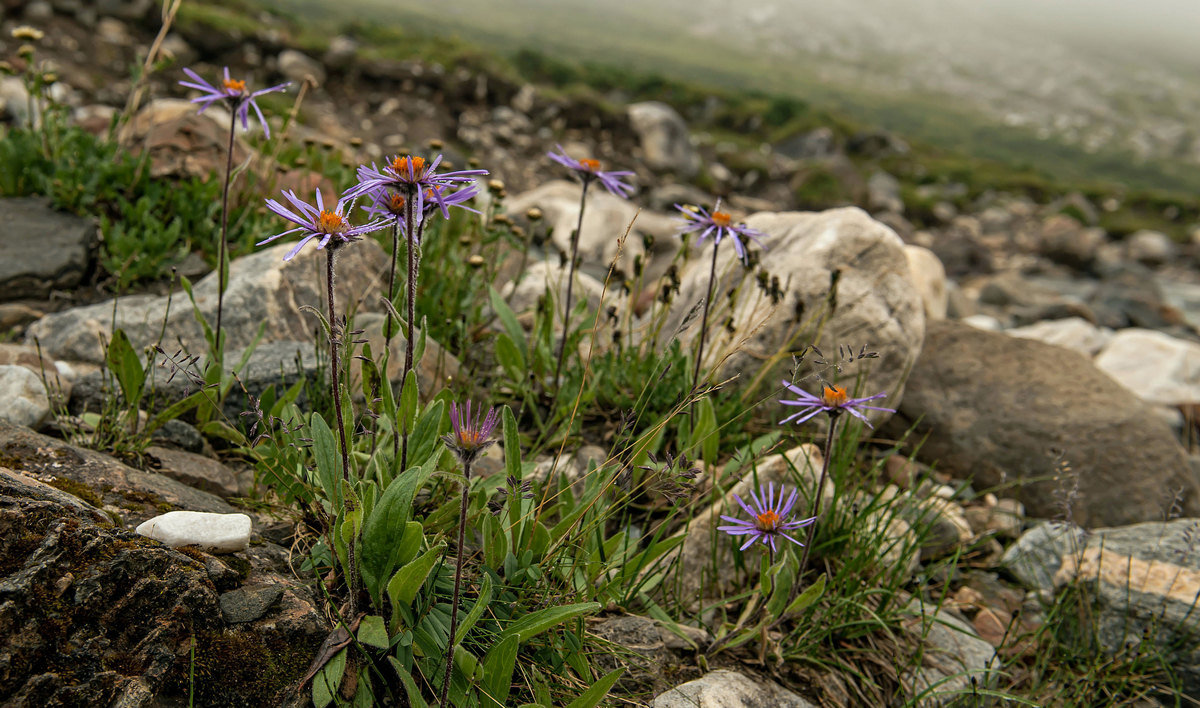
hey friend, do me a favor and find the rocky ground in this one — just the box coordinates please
[2,0,1200,705]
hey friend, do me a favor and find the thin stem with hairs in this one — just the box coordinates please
[440,457,472,707]
[798,413,839,575]
[325,246,357,615]
[552,177,591,399]
[214,107,236,357]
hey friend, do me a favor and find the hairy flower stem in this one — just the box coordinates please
[691,235,720,412]
[398,193,418,475]
[798,414,839,575]
[215,108,236,357]
[326,247,357,615]
[385,221,400,350]
[440,458,472,707]
[552,178,591,399]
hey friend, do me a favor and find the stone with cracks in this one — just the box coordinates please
[26,239,389,365]
[0,197,96,301]
[660,207,924,427]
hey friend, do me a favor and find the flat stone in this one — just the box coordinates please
[0,197,95,301]
[136,511,251,553]
[146,446,239,498]
[1000,522,1087,593]
[219,583,284,624]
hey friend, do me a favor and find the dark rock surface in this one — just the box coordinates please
[0,197,96,301]
[888,320,1200,527]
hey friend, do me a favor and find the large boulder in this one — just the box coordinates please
[1048,519,1200,698]
[661,207,924,425]
[0,197,96,301]
[26,240,389,365]
[887,320,1200,527]
[627,101,700,177]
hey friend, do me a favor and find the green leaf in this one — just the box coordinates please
[489,286,528,360]
[106,329,144,407]
[454,573,494,645]
[495,334,525,381]
[497,602,601,645]
[358,614,389,650]
[407,399,445,470]
[311,646,347,708]
[310,413,342,508]
[564,667,625,708]
[387,657,428,708]
[480,635,519,708]
[388,543,446,617]
[785,573,827,616]
[360,464,427,603]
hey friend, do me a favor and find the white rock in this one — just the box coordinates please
[0,365,50,428]
[653,670,817,708]
[136,511,252,553]
[627,101,700,177]
[904,245,948,320]
[1005,317,1112,356]
[1094,328,1200,406]
[1125,229,1176,266]
[962,314,1002,331]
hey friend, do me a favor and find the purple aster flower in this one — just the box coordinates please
[361,182,481,241]
[547,145,634,198]
[344,155,487,226]
[779,380,895,429]
[178,66,289,138]
[259,189,389,261]
[442,400,500,467]
[717,483,816,553]
[675,203,766,264]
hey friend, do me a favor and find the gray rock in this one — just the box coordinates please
[653,670,817,708]
[627,101,700,177]
[277,49,325,86]
[1000,522,1087,592]
[1054,519,1200,697]
[1125,229,1177,266]
[1087,263,1182,330]
[0,365,50,428]
[146,445,239,498]
[27,239,388,365]
[887,320,1200,527]
[901,601,997,706]
[1039,214,1106,270]
[505,180,678,275]
[322,35,358,69]
[1094,327,1200,406]
[592,614,711,694]
[0,197,95,300]
[219,583,284,623]
[905,245,948,320]
[1005,317,1112,357]
[150,418,206,454]
[868,171,904,214]
[662,207,924,427]
[775,127,837,160]
[0,420,235,524]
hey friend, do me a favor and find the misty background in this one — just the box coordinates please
[277,0,1200,188]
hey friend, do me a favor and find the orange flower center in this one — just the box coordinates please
[711,211,732,227]
[457,429,486,448]
[222,78,246,94]
[386,194,406,214]
[821,385,848,407]
[390,156,426,179]
[579,158,601,172]
[317,210,346,233]
[755,510,781,532]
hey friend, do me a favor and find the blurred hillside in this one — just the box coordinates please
[268,0,1200,196]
